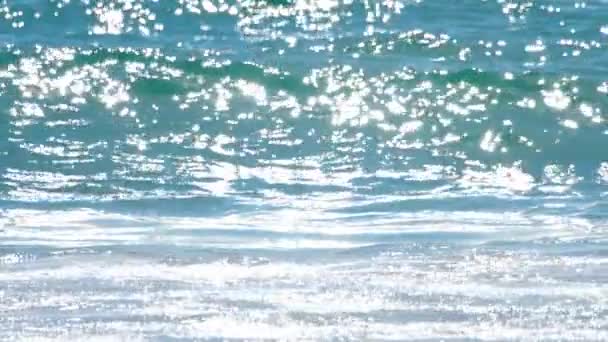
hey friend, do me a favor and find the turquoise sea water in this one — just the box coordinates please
[1,0,608,340]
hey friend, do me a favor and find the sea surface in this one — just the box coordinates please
[1,0,608,340]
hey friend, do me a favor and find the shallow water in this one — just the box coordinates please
[1,0,608,340]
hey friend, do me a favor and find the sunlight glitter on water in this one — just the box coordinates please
[2,0,608,340]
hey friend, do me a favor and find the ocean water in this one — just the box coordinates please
[0,0,608,340]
